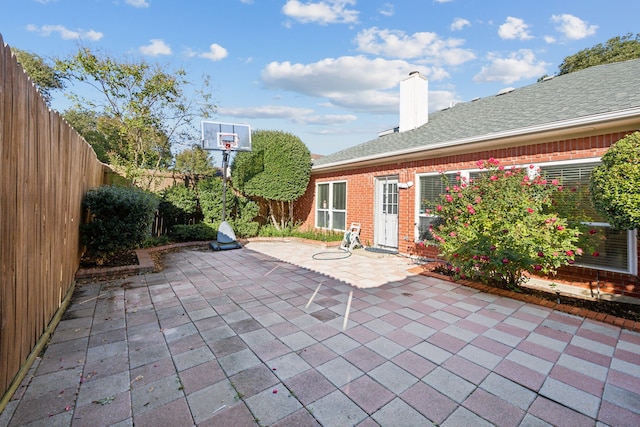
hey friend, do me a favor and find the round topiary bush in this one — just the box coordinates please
[590,131,640,230]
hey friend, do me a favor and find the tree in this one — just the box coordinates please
[197,177,259,237]
[55,47,216,189]
[558,33,640,75]
[590,132,640,229]
[174,145,217,184]
[12,48,66,105]
[231,130,311,228]
[63,108,113,163]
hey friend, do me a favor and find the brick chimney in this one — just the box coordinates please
[399,71,428,133]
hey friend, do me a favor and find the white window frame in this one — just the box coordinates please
[415,171,468,241]
[536,158,637,275]
[414,159,637,275]
[316,180,347,231]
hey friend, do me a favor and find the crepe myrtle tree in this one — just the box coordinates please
[428,159,583,288]
[55,47,216,189]
[590,131,640,230]
[231,130,311,229]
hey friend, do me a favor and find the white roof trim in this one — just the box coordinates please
[313,107,640,171]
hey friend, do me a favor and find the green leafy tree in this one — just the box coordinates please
[12,48,66,105]
[429,159,582,287]
[230,197,260,238]
[590,132,640,229]
[198,177,232,224]
[558,33,640,75]
[55,47,216,189]
[63,108,112,163]
[197,176,259,237]
[158,183,201,233]
[231,130,311,228]
[174,145,217,185]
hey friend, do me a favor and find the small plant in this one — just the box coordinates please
[140,235,170,248]
[429,159,582,287]
[291,227,343,242]
[257,223,343,241]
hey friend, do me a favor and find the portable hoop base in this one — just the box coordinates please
[210,221,242,251]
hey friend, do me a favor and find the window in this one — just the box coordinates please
[316,181,346,231]
[415,161,637,274]
[540,161,637,274]
[417,173,458,240]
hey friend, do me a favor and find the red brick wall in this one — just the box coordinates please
[296,130,639,297]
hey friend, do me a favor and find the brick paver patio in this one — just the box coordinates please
[1,241,639,426]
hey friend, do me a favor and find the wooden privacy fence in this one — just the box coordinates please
[0,34,109,404]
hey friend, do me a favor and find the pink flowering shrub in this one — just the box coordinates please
[430,159,582,287]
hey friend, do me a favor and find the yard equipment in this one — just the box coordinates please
[340,223,362,252]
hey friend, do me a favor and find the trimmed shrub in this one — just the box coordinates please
[170,223,218,242]
[590,131,640,229]
[81,185,159,262]
[197,177,230,223]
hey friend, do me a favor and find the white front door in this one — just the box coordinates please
[375,176,399,248]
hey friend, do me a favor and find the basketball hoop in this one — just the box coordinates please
[218,132,239,151]
[201,121,252,152]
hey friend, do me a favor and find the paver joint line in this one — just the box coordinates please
[3,242,639,427]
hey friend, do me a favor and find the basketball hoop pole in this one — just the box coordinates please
[221,146,231,222]
[200,121,250,251]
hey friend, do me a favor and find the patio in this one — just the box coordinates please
[1,241,639,426]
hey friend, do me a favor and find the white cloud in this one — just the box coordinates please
[219,105,356,126]
[498,17,533,40]
[450,18,470,31]
[199,43,228,61]
[544,35,556,44]
[473,49,549,84]
[139,39,172,56]
[126,0,150,8]
[551,14,597,40]
[292,114,357,125]
[26,24,103,41]
[261,55,449,113]
[219,105,314,119]
[355,27,475,65]
[282,0,359,25]
[378,3,394,17]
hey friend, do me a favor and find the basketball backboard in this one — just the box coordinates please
[202,121,252,152]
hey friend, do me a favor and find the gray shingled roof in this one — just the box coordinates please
[313,59,640,168]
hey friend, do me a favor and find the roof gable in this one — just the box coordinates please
[313,59,640,168]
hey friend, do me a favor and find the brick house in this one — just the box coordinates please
[294,59,640,297]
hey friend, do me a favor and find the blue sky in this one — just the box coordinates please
[1,0,639,156]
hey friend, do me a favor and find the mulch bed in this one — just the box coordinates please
[80,250,139,269]
[415,262,640,323]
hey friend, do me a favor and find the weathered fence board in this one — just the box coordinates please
[0,33,108,401]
